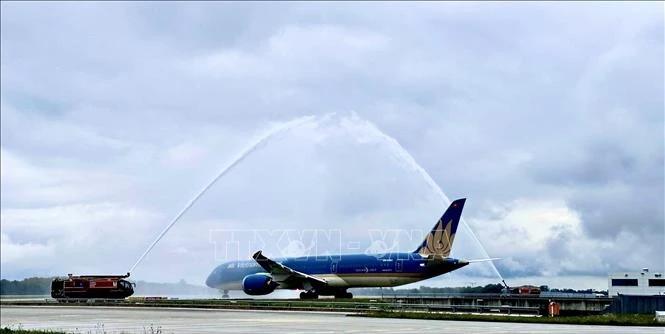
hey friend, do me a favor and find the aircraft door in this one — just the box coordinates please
[396,260,403,272]
[331,261,338,274]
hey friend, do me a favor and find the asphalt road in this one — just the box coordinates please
[1,306,662,334]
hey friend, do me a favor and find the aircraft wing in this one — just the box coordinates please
[252,250,327,290]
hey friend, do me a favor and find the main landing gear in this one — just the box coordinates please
[299,290,353,299]
[334,292,353,299]
[299,291,319,299]
[221,290,229,299]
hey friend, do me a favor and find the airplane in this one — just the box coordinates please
[205,198,497,299]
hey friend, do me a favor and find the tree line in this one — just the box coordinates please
[351,283,506,295]
[0,277,54,295]
[352,284,607,295]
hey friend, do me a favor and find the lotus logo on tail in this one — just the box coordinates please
[413,198,465,258]
[418,219,455,257]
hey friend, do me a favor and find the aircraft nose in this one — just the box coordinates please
[205,267,220,288]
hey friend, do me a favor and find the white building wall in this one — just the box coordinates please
[608,269,665,296]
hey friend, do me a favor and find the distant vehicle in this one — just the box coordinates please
[502,285,541,295]
[514,285,541,295]
[51,272,135,302]
[206,198,500,299]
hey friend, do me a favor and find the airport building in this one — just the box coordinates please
[608,268,665,296]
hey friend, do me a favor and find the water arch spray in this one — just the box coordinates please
[128,112,503,282]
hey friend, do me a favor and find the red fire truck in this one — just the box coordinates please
[501,280,542,295]
[512,285,542,295]
[51,272,135,302]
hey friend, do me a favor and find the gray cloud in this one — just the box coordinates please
[1,2,662,288]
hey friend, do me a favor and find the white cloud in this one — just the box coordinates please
[162,141,208,169]
[477,199,581,252]
[468,198,660,277]
[0,233,55,266]
[0,2,662,287]
[186,23,390,84]
[0,202,162,277]
[0,148,133,206]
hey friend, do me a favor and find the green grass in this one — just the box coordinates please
[352,311,665,326]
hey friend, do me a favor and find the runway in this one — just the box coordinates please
[1,306,661,334]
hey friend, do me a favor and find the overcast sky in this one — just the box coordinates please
[1,2,663,292]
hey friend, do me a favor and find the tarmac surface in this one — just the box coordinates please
[1,305,662,334]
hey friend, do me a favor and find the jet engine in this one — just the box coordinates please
[242,273,278,295]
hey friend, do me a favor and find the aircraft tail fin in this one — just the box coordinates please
[413,198,466,258]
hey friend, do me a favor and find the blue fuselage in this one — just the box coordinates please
[205,252,469,291]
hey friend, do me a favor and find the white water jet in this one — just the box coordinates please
[128,114,322,273]
[341,112,504,281]
[128,111,502,281]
